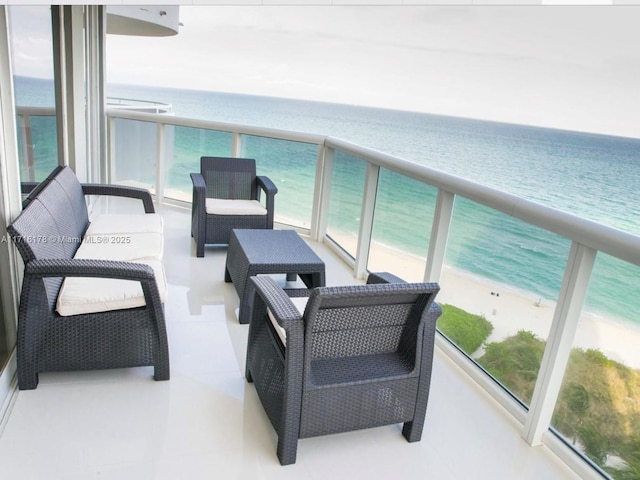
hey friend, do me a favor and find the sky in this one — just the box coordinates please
[9,5,640,139]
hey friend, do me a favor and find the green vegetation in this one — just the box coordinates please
[436,304,494,355]
[478,330,544,404]
[435,301,640,478]
[474,330,640,479]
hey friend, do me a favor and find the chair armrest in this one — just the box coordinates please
[81,184,155,213]
[366,271,407,285]
[190,172,207,216]
[190,172,206,191]
[21,182,40,209]
[256,176,277,227]
[190,173,206,201]
[425,301,442,322]
[250,276,304,330]
[256,175,278,197]
[24,258,156,281]
[20,182,39,195]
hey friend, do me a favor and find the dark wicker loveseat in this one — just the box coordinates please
[245,271,441,465]
[7,166,169,390]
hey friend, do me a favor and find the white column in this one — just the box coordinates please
[85,5,107,183]
[51,6,84,177]
[51,6,106,183]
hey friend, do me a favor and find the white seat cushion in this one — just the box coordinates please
[86,213,163,235]
[75,232,163,261]
[205,198,267,216]
[267,296,309,346]
[56,260,168,317]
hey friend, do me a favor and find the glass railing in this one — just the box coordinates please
[440,202,570,406]
[551,255,640,478]
[110,117,158,191]
[240,135,318,229]
[15,108,58,182]
[166,126,233,201]
[367,168,434,283]
[16,104,640,479]
[325,151,366,259]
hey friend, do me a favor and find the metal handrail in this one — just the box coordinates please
[16,105,640,267]
[324,136,640,266]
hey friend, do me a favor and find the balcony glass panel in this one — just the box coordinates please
[367,168,436,282]
[551,255,640,479]
[164,126,233,202]
[241,135,317,230]
[325,151,366,258]
[15,114,58,182]
[10,6,57,183]
[111,118,157,192]
[440,197,570,406]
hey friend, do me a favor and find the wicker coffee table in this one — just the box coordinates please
[225,229,326,324]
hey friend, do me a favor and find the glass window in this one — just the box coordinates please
[9,6,58,182]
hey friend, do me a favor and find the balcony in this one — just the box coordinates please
[0,198,579,478]
[6,104,640,479]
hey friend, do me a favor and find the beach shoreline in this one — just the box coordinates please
[328,231,640,370]
[438,265,640,369]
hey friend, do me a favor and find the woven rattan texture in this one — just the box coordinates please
[7,167,169,390]
[245,272,441,465]
[190,157,278,254]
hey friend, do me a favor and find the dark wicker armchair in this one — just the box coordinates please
[190,156,277,256]
[245,272,441,465]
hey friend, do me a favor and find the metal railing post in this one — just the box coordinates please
[106,116,116,184]
[311,145,333,242]
[354,162,380,279]
[523,241,597,446]
[425,189,455,283]
[155,122,165,203]
[232,132,242,157]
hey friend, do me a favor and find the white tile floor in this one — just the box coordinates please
[0,203,582,479]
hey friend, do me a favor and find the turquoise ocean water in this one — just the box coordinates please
[15,76,640,328]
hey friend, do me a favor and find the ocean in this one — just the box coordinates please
[15,76,640,328]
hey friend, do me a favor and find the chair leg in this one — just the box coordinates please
[402,420,424,443]
[18,370,39,390]
[277,434,298,466]
[153,362,170,382]
[196,237,204,257]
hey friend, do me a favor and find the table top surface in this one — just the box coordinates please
[231,229,324,266]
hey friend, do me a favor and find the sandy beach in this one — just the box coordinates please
[333,232,640,370]
[438,266,640,369]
